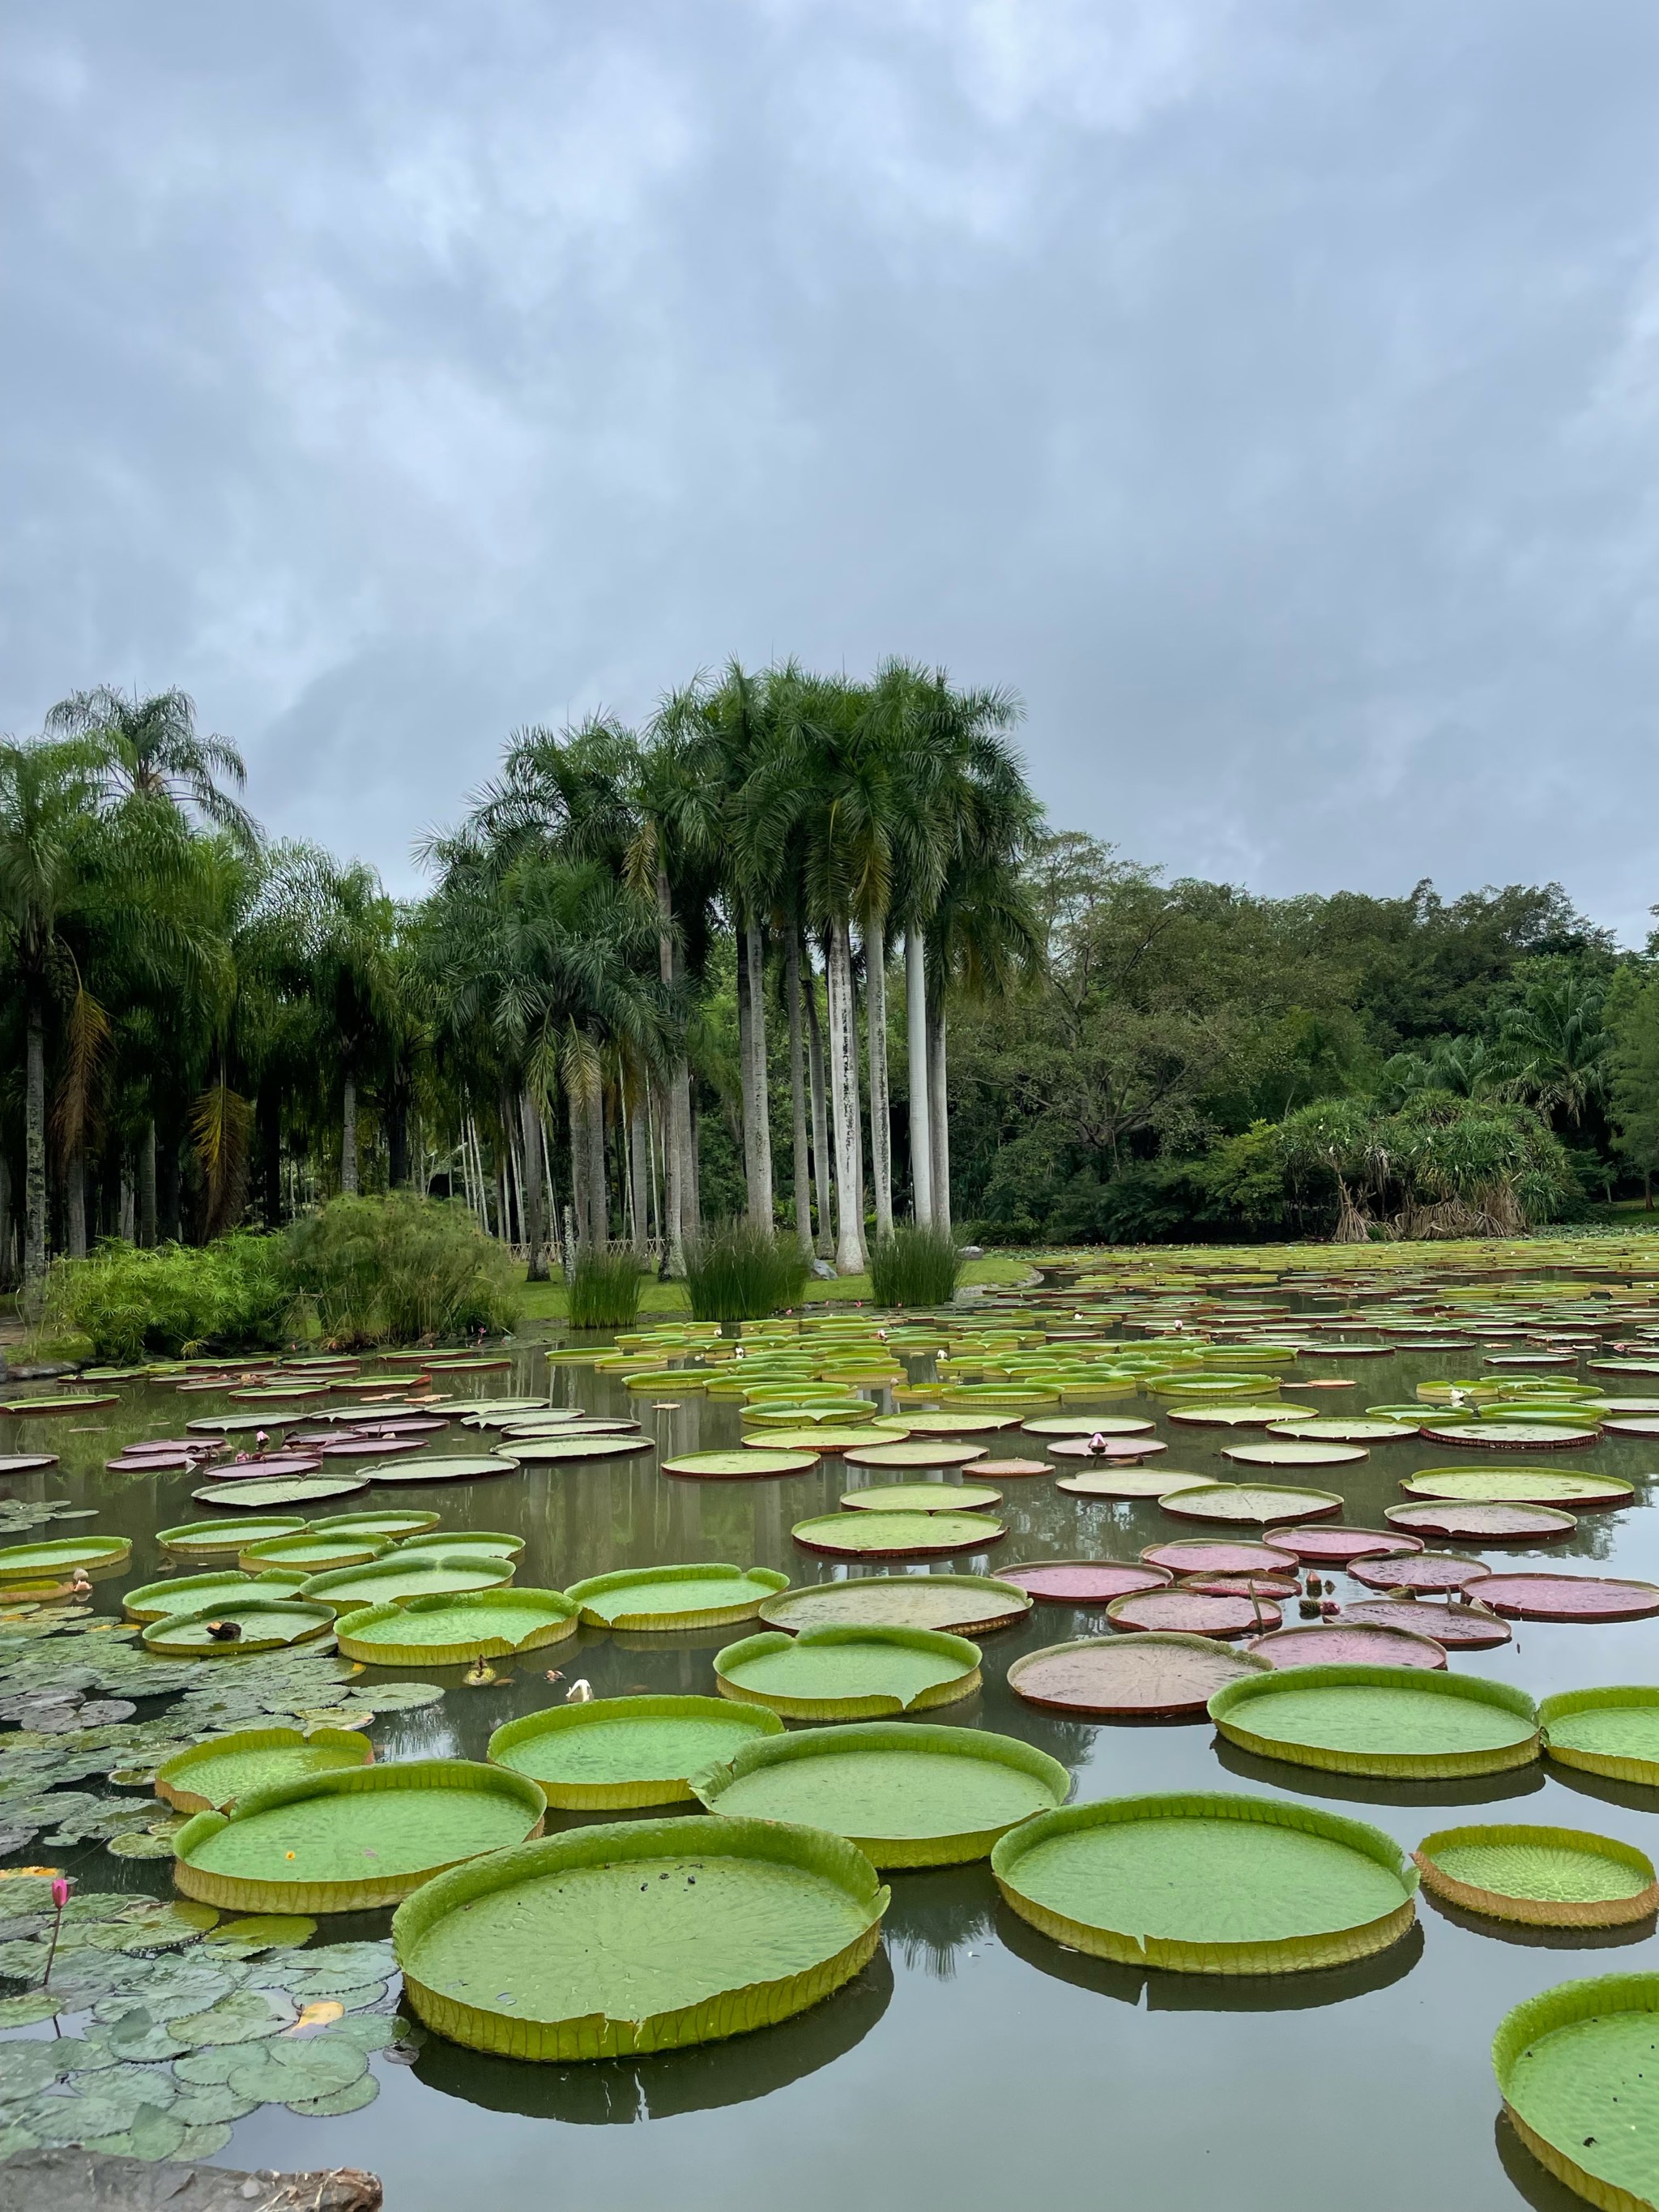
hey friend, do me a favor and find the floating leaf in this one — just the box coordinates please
[0,1991,64,2026]
[165,1987,296,2046]
[287,2073,380,2116]
[206,1914,318,1953]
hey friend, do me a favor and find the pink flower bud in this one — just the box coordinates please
[51,1878,70,1910]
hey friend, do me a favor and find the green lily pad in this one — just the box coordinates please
[0,1991,65,2027]
[0,2044,68,2103]
[790,1511,1006,1558]
[300,1552,514,1613]
[757,1574,1032,1637]
[714,1625,982,1719]
[1209,1663,1540,1778]
[159,1518,308,1561]
[1221,1441,1369,1469]
[335,1587,578,1667]
[565,1564,790,1631]
[991,1791,1418,1973]
[238,1532,392,1573]
[193,1477,369,1509]
[1397,1468,1634,1509]
[312,1510,441,1540]
[287,2073,380,2116]
[1495,1975,1659,2212]
[397,1530,524,1561]
[390,1813,889,2061]
[488,1695,785,1809]
[659,1449,819,1479]
[694,1721,1068,1868]
[141,1598,337,1657]
[838,1482,1004,1514]
[497,1437,650,1464]
[0,1535,132,1583]
[1160,1482,1346,1525]
[165,1985,298,2045]
[173,1757,547,1912]
[1541,1688,1659,1787]
[156,1727,374,1813]
[1416,1823,1659,1927]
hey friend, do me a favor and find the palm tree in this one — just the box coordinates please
[46,687,258,848]
[1495,968,1611,1128]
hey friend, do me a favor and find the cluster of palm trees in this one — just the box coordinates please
[0,664,1040,1292]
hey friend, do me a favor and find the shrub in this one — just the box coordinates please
[869,1224,962,1308]
[44,1234,292,1362]
[567,1248,647,1330]
[284,1194,523,1347]
[683,1220,809,1322]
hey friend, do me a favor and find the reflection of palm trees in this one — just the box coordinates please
[882,1864,998,1980]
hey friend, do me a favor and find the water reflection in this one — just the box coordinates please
[412,1949,893,2123]
[995,1897,1425,2009]
[1539,1761,1659,1817]
[881,1864,997,1979]
[1213,1735,1548,1807]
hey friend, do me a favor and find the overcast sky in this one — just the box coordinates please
[5,2,1658,933]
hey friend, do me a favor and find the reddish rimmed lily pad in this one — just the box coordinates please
[1351,1551,1494,1594]
[1468,1574,1659,1623]
[1416,1421,1598,1450]
[202,1454,323,1481]
[1269,1527,1422,1564]
[1008,1633,1271,1719]
[193,1475,369,1509]
[971,1458,1053,1479]
[1383,1499,1576,1542]
[1340,1599,1511,1649]
[1247,1623,1447,1670]
[1105,1588,1280,1638]
[998,1561,1172,1604]
[0,1454,58,1475]
[1141,1537,1298,1578]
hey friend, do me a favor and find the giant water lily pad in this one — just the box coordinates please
[1385,1493,1582,1541]
[660,1448,818,1480]
[0,1392,119,1415]
[160,1518,307,1561]
[714,1625,981,1719]
[391,1813,888,2061]
[0,1535,131,1584]
[173,1757,546,1912]
[1352,1549,1493,1593]
[790,1510,1004,1559]
[359,1454,520,1484]
[1541,1690,1659,1787]
[1398,1467,1633,1510]
[1248,1622,1447,1670]
[842,1441,989,1471]
[1266,1419,1414,1443]
[1048,1437,1165,1461]
[1221,1441,1367,1469]
[498,1437,650,1465]
[1340,1599,1511,1649]
[397,1530,523,1562]
[299,1552,514,1613]
[1269,1526,1422,1564]
[312,1509,441,1541]
[141,1598,338,1657]
[876,1412,1018,1436]
[1473,1574,1659,1623]
[1141,1537,1298,1577]
[237,1531,390,1574]
[1107,1588,1279,1638]
[1416,1823,1659,1928]
[334,1588,579,1666]
[1056,1468,1213,1501]
[751,1428,899,1454]
[839,1481,1004,1514]
[991,1793,1418,1974]
[758,1574,1032,1637]
[693,1721,1068,1868]
[1009,1633,1270,1719]
[1418,1420,1598,1449]
[1000,1560,1172,1604]
[123,1571,293,1623]
[193,1477,367,1510]
[156,1727,374,1813]
[489,1695,784,1809]
[0,1454,59,1474]
[1022,1416,1155,1437]
[1208,1663,1540,1779]
[1161,1482,1344,1526]
[1495,1974,1659,2211]
[565,1564,790,1631]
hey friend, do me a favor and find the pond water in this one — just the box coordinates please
[4,1275,1657,2210]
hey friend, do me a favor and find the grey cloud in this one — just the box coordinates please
[3,0,1657,929]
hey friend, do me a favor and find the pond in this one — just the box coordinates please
[3,1263,1657,2210]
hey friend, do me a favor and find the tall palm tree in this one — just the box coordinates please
[46,687,258,848]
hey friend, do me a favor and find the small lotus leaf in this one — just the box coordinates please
[206,1915,318,1953]
[0,1992,63,2026]
[167,2083,262,2126]
[107,1831,177,1860]
[83,2109,189,2163]
[278,1941,397,1990]
[0,2044,68,2102]
[104,2009,191,2063]
[165,1987,297,2046]
[288,2073,379,2116]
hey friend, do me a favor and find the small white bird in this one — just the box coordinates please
[564,1678,594,1703]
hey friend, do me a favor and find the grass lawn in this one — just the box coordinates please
[516,1251,1035,1325]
